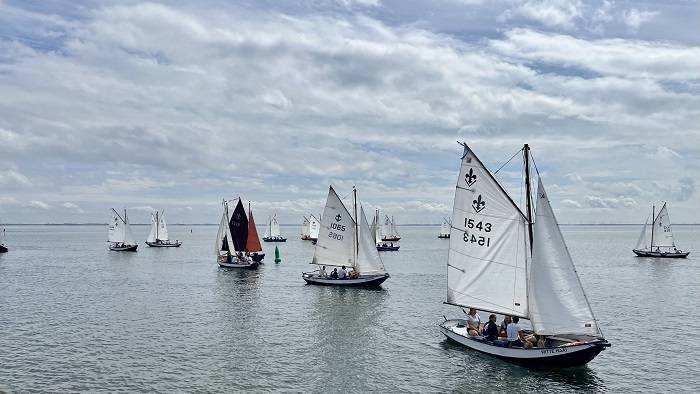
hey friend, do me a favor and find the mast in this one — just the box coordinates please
[650,205,655,249]
[353,186,358,267]
[155,211,159,240]
[523,144,534,253]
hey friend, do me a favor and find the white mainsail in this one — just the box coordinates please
[271,216,281,237]
[311,186,356,268]
[356,205,386,275]
[371,210,382,244]
[123,211,136,245]
[529,178,599,336]
[309,214,321,239]
[158,211,169,241]
[634,214,650,250]
[147,213,157,243]
[651,203,675,249]
[215,204,236,255]
[390,216,400,237]
[264,217,271,238]
[447,145,530,318]
[440,219,451,237]
[108,209,125,243]
[302,216,310,238]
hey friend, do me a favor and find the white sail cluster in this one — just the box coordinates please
[215,203,236,255]
[635,203,680,252]
[439,219,451,237]
[265,215,282,238]
[147,211,171,243]
[108,209,135,245]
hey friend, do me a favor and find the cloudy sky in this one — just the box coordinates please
[1,0,699,224]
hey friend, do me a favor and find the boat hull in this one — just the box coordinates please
[377,245,400,251]
[218,260,260,269]
[109,244,138,252]
[145,240,182,247]
[633,249,689,258]
[438,235,450,239]
[439,319,609,368]
[302,273,389,287]
[0,244,7,253]
[263,237,287,242]
[381,236,401,242]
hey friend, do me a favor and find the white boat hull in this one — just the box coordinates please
[439,319,609,368]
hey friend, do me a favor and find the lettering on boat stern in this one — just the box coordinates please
[540,348,568,355]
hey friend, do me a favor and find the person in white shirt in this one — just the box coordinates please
[506,316,535,348]
[319,266,328,278]
[338,266,347,279]
[464,308,481,336]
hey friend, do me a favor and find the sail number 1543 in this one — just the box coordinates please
[463,218,492,247]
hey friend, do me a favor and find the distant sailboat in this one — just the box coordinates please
[633,203,689,258]
[0,219,8,253]
[108,209,138,251]
[145,210,182,247]
[216,198,259,269]
[438,218,451,239]
[381,215,401,242]
[309,214,321,242]
[246,203,265,262]
[373,209,399,251]
[439,143,609,368]
[302,186,390,287]
[263,214,287,242]
[301,216,311,240]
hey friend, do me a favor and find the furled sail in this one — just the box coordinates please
[529,178,599,336]
[311,186,356,268]
[108,209,125,243]
[651,203,675,248]
[147,213,157,243]
[309,214,321,239]
[446,145,530,318]
[158,211,169,241]
[246,205,263,252]
[229,199,248,252]
[356,205,386,275]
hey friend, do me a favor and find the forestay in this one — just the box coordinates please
[356,205,386,275]
[652,203,675,248]
[447,145,530,318]
[529,178,599,336]
[312,186,356,268]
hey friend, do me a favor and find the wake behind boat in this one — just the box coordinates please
[439,143,609,368]
[302,186,390,287]
[216,198,259,269]
[633,203,689,258]
[108,209,138,251]
[145,210,182,247]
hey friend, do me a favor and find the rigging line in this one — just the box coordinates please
[529,151,541,177]
[493,147,524,175]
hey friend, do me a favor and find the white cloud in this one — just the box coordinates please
[62,202,85,213]
[501,0,583,30]
[585,195,636,209]
[622,8,658,32]
[0,169,31,187]
[560,199,582,208]
[27,200,50,210]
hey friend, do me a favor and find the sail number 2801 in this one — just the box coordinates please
[463,218,492,247]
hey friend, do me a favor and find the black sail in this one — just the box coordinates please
[229,199,249,252]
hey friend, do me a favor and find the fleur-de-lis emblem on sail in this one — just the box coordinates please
[335,214,342,222]
[472,194,486,213]
[465,168,477,186]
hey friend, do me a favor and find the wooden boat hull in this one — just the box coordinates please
[0,244,7,253]
[250,253,265,262]
[633,249,689,258]
[381,236,401,242]
[377,245,400,251]
[109,244,138,252]
[439,319,609,368]
[263,237,287,242]
[302,273,389,287]
[438,235,450,239]
[218,259,260,269]
[145,241,182,247]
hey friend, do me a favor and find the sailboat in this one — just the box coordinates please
[438,218,451,239]
[439,143,610,368]
[381,215,401,242]
[216,198,259,269]
[633,203,689,258]
[263,214,287,242]
[373,209,399,251]
[246,203,265,262]
[0,220,8,253]
[301,216,311,240]
[309,214,321,242]
[108,208,138,251]
[145,210,182,247]
[302,186,390,287]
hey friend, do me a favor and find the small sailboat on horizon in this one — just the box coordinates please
[263,214,287,242]
[0,219,8,253]
[633,202,689,258]
[381,215,401,242]
[145,210,182,247]
[439,143,609,368]
[108,208,138,251]
[373,209,399,251]
[302,186,390,287]
[246,203,265,262]
[438,217,451,239]
[216,198,259,269]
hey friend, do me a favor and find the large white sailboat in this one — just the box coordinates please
[216,198,258,269]
[438,218,451,239]
[439,143,610,368]
[633,203,689,258]
[108,209,138,251]
[145,210,182,247]
[373,209,399,251]
[302,186,390,287]
[263,214,287,242]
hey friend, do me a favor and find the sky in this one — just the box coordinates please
[1,0,699,224]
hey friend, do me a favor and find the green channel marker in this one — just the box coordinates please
[274,245,281,263]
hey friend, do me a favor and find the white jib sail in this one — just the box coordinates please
[271,216,281,237]
[651,203,675,248]
[147,213,157,243]
[108,210,125,243]
[215,211,228,255]
[371,212,381,244]
[264,217,272,238]
[382,216,391,238]
[309,214,321,239]
[311,186,356,268]
[634,213,650,250]
[391,216,400,237]
[529,178,599,336]
[447,145,530,318]
[123,212,136,245]
[356,205,386,275]
[302,217,310,237]
[158,211,169,241]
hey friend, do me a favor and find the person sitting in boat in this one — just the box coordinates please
[506,316,536,348]
[483,314,499,342]
[338,266,348,279]
[319,266,328,278]
[330,268,338,279]
[348,267,359,279]
[464,308,481,336]
[499,315,512,338]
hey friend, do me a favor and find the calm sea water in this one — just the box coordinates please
[1,224,699,392]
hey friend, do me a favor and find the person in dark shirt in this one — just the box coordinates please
[483,314,499,342]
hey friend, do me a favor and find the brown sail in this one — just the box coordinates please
[246,204,263,253]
